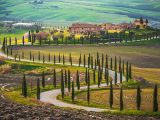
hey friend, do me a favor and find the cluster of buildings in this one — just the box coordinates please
[69,18,149,34]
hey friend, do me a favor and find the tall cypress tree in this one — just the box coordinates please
[114,70,117,85]
[54,55,56,64]
[136,85,141,110]
[59,53,61,63]
[110,58,113,70]
[61,70,64,99]
[63,54,65,65]
[114,56,117,71]
[43,55,45,64]
[109,81,113,109]
[76,70,80,90]
[29,51,32,61]
[126,61,129,82]
[106,69,109,85]
[93,69,96,84]
[153,84,158,112]
[42,71,45,88]
[53,69,56,88]
[122,60,125,74]
[102,53,104,70]
[98,70,100,87]
[37,78,40,100]
[85,68,88,84]
[68,70,71,92]
[65,70,67,87]
[106,54,108,69]
[120,69,123,84]
[84,54,86,67]
[71,81,75,103]
[2,38,6,52]
[22,74,27,98]
[79,54,81,67]
[22,36,25,46]
[87,70,90,105]
[120,87,123,111]
[38,51,41,61]
[119,57,121,72]
[129,63,132,80]
[48,53,50,62]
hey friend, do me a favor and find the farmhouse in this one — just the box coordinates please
[100,23,134,31]
[133,18,149,29]
[69,23,101,34]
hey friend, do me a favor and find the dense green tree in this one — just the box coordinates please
[22,74,27,98]
[65,70,67,87]
[68,70,71,92]
[61,70,65,99]
[136,85,141,110]
[76,70,80,90]
[109,81,113,109]
[71,81,75,103]
[126,61,129,82]
[110,58,113,70]
[87,70,90,105]
[42,71,45,88]
[53,69,56,88]
[93,69,96,84]
[37,78,40,100]
[120,87,123,111]
[153,84,158,112]
[79,54,81,67]
[84,54,86,67]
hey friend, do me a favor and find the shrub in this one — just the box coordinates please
[122,79,140,89]
[0,56,5,65]
[0,64,11,74]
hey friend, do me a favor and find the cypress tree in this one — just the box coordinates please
[126,61,129,82]
[106,54,108,69]
[87,70,90,105]
[15,37,17,45]
[98,70,101,87]
[22,36,25,46]
[114,56,117,71]
[110,58,113,70]
[85,68,88,84]
[76,70,80,90]
[63,54,65,65]
[153,84,158,112]
[54,54,56,64]
[114,70,117,85]
[61,70,64,99]
[79,54,81,67]
[71,81,75,103]
[48,53,50,62]
[109,81,113,109]
[65,70,67,87]
[68,70,71,92]
[93,69,96,84]
[53,69,56,88]
[120,69,123,84]
[91,56,93,69]
[9,37,11,46]
[94,59,97,70]
[129,63,132,80]
[136,85,141,110]
[6,48,9,57]
[70,56,72,66]
[119,57,121,72]
[22,74,27,98]
[84,54,86,67]
[38,51,41,61]
[122,60,125,74]
[37,78,40,100]
[42,71,45,88]
[102,54,104,69]
[59,53,61,63]
[120,87,123,111]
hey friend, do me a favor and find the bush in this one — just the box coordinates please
[0,64,12,74]
[0,56,5,65]
[122,79,140,88]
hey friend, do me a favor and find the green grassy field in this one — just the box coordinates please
[60,88,160,112]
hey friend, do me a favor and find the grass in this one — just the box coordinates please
[59,88,160,112]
